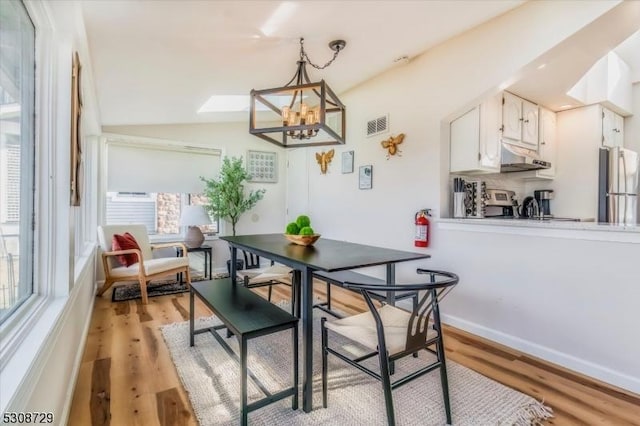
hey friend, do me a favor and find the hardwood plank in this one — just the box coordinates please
[135,298,154,323]
[90,358,111,426]
[155,387,192,426]
[82,302,114,363]
[68,361,93,425]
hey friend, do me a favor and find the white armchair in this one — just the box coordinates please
[96,224,191,304]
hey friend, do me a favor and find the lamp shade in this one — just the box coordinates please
[179,205,212,226]
[180,205,212,248]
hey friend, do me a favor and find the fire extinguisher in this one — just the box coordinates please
[415,209,431,247]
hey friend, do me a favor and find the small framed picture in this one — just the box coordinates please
[247,150,278,183]
[341,151,354,174]
[359,165,373,190]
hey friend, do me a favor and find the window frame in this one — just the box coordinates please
[105,191,220,242]
[0,0,69,368]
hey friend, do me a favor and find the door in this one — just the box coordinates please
[285,148,309,224]
[521,100,539,148]
[479,93,502,170]
[449,106,481,173]
[614,114,624,147]
[609,147,639,195]
[502,92,521,141]
[538,108,556,177]
[602,107,621,148]
[609,194,637,224]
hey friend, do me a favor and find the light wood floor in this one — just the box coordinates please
[68,281,640,426]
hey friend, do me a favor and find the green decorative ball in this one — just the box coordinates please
[285,222,300,235]
[299,226,314,236]
[296,215,311,228]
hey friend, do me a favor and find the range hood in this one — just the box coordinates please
[500,142,551,172]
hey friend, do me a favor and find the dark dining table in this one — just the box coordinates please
[220,233,431,413]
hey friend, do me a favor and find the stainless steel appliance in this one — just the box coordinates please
[598,147,639,224]
[534,189,554,217]
[485,189,518,218]
[500,142,551,173]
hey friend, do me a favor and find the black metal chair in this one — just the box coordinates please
[321,268,459,426]
[235,250,296,314]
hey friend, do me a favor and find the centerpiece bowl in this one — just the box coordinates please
[284,233,321,246]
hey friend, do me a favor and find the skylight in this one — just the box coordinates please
[198,94,306,114]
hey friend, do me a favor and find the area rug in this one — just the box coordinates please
[161,304,553,425]
[112,273,228,302]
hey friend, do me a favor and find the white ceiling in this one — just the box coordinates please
[82,0,525,126]
[82,1,639,127]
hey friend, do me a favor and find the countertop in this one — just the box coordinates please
[438,218,640,243]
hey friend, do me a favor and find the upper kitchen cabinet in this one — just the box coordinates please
[536,107,557,178]
[502,92,539,150]
[450,93,502,174]
[602,106,624,148]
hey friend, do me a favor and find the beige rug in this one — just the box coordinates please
[161,304,552,425]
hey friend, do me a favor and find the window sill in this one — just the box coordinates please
[0,295,65,412]
[149,234,219,244]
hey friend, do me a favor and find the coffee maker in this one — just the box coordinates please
[534,190,554,217]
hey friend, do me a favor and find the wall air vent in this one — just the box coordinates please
[366,114,389,137]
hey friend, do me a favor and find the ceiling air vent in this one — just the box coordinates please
[366,114,389,137]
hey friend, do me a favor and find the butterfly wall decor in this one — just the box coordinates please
[316,149,335,174]
[381,133,405,159]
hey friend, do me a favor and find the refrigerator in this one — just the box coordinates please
[598,147,639,224]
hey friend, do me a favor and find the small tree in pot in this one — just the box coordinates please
[202,156,265,274]
[201,156,266,236]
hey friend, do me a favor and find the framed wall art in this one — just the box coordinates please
[341,150,354,174]
[70,51,83,206]
[359,165,373,190]
[246,150,278,183]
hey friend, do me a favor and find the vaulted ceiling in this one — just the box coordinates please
[82,1,639,127]
[81,0,524,126]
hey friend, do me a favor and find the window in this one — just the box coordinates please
[105,192,218,238]
[103,136,221,239]
[0,0,36,324]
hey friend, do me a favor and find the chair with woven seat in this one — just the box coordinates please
[234,250,296,314]
[321,268,459,426]
[96,224,191,304]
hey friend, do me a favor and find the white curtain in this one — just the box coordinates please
[106,139,221,193]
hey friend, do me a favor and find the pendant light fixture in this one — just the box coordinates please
[249,38,347,148]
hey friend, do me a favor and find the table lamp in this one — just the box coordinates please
[179,205,212,248]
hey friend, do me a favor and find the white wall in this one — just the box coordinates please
[103,122,288,270]
[436,226,640,393]
[293,0,619,280]
[291,1,640,391]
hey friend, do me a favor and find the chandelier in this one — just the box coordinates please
[249,38,347,148]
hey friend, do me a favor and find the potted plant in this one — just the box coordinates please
[201,156,266,273]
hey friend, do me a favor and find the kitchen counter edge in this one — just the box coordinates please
[438,218,640,244]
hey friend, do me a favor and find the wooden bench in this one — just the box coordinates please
[190,278,299,426]
[312,270,419,318]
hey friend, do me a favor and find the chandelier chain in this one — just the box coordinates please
[299,38,342,70]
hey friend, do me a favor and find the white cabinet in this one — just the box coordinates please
[536,107,557,178]
[450,93,502,174]
[553,104,611,220]
[602,107,624,148]
[502,92,539,150]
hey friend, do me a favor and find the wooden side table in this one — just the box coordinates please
[176,244,212,282]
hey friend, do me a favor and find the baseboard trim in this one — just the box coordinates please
[59,256,97,424]
[441,313,640,395]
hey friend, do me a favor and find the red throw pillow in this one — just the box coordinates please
[111,232,141,267]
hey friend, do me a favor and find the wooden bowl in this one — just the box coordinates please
[284,233,321,246]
